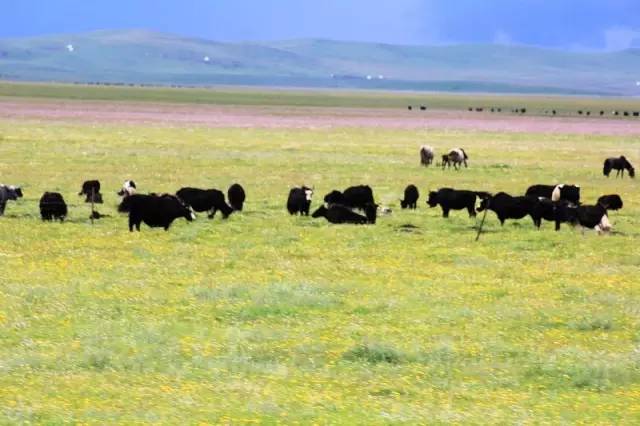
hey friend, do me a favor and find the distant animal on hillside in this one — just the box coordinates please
[400,184,419,209]
[287,186,314,216]
[603,156,635,178]
[176,187,233,219]
[39,192,67,222]
[597,194,623,211]
[78,180,103,203]
[420,145,434,166]
[442,148,468,170]
[311,204,368,224]
[117,180,137,197]
[118,194,195,231]
[0,184,23,216]
[427,188,487,218]
[227,183,246,211]
[525,184,581,205]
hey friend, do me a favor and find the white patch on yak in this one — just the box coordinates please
[121,180,136,196]
[595,214,612,234]
[551,184,564,202]
[305,189,313,201]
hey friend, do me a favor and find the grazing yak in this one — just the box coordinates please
[477,193,573,230]
[323,185,377,223]
[597,194,623,211]
[287,186,314,216]
[118,194,195,231]
[535,198,574,231]
[477,192,542,227]
[324,185,375,210]
[78,180,103,203]
[39,192,67,222]
[176,187,233,219]
[117,180,137,197]
[0,184,23,216]
[420,145,434,166]
[525,184,581,205]
[227,183,246,211]
[427,188,488,218]
[311,205,368,224]
[603,156,635,178]
[442,148,468,170]
[567,204,611,234]
[400,184,419,209]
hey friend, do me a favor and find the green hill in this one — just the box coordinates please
[1,29,639,95]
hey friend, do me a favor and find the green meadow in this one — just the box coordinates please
[3,81,640,114]
[0,91,640,423]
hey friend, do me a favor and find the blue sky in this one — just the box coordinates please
[3,0,640,50]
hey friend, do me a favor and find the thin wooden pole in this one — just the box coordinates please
[475,199,490,242]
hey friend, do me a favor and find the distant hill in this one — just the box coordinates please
[1,29,639,95]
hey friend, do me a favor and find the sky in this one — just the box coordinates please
[2,0,640,50]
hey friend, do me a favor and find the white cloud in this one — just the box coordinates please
[604,27,640,50]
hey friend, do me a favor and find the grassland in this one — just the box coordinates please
[1,91,640,423]
[2,81,640,115]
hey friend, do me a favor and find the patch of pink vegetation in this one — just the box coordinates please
[1,99,640,135]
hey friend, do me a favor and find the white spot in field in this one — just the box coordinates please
[366,75,373,80]
[66,44,74,52]
[378,75,384,80]
[636,81,640,86]
[203,56,210,62]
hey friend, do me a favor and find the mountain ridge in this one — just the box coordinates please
[1,29,638,95]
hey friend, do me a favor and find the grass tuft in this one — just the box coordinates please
[343,343,405,364]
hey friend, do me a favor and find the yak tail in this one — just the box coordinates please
[460,148,468,160]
